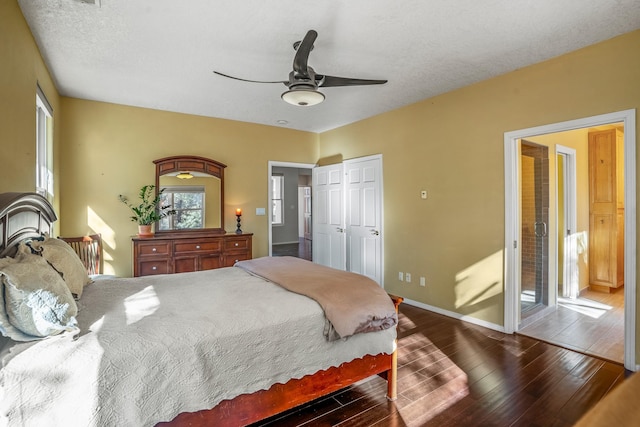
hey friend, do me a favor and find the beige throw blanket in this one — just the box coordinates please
[236,256,397,340]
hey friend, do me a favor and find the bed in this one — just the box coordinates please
[0,192,401,427]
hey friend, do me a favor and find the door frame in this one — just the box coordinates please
[268,161,316,256]
[504,109,637,371]
[555,145,578,299]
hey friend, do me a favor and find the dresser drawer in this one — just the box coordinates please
[174,240,222,254]
[137,241,171,257]
[139,259,171,276]
[224,237,250,252]
[224,252,251,267]
[133,233,252,277]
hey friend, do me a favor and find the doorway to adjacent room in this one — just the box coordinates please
[503,109,636,370]
[268,161,314,261]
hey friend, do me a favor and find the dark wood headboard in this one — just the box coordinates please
[0,192,57,257]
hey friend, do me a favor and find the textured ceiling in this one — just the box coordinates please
[18,0,640,133]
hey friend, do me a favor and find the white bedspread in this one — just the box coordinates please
[0,266,395,427]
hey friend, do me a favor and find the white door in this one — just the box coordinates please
[312,164,346,270]
[344,156,383,285]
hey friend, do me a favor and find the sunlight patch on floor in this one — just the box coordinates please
[520,289,613,319]
[558,296,612,319]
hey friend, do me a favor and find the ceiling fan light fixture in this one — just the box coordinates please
[281,86,325,106]
[176,171,194,179]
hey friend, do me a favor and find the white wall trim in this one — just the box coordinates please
[504,109,636,371]
[403,298,505,333]
[268,161,316,256]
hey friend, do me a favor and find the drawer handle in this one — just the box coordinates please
[196,245,201,249]
[152,266,157,270]
[235,243,239,247]
[152,247,157,252]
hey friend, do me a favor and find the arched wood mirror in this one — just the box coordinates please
[153,155,226,235]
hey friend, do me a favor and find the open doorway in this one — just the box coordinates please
[504,109,636,371]
[517,125,625,364]
[268,162,314,261]
[519,140,551,324]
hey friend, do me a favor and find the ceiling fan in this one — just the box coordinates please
[214,30,387,106]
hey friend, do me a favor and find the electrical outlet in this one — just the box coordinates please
[398,272,404,281]
[420,277,426,287]
[405,273,412,283]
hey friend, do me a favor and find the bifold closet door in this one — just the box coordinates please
[344,157,383,285]
[312,163,346,270]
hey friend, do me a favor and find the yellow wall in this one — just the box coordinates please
[0,0,60,215]
[319,30,640,328]
[59,98,318,276]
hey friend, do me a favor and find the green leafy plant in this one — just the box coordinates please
[118,185,176,225]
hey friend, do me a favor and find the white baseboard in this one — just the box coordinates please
[402,298,505,333]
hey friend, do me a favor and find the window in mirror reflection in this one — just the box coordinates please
[159,186,206,230]
[272,175,284,225]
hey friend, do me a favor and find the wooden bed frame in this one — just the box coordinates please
[0,192,401,427]
[0,192,57,257]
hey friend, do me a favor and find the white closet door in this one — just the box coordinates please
[344,156,383,285]
[312,164,346,270]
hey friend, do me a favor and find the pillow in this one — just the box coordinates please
[0,256,16,269]
[0,252,78,341]
[30,235,91,298]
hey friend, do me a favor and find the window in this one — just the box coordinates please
[272,175,284,225]
[159,186,205,230]
[36,85,53,199]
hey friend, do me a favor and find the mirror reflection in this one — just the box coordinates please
[159,174,221,230]
[154,155,226,234]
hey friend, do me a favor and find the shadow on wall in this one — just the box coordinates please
[454,250,504,316]
[88,206,116,275]
[316,154,343,166]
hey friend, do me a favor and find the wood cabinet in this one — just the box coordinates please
[588,128,624,292]
[133,232,252,277]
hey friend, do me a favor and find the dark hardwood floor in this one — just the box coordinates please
[253,303,630,427]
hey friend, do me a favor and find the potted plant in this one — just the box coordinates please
[119,185,176,237]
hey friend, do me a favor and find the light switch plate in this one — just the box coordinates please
[256,207,266,215]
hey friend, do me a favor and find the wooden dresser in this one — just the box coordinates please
[133,232,252,277]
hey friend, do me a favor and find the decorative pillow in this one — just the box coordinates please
[30,235,91,298]
[0,256,16,269]
[0,257,16,339]
[0,252,78,341]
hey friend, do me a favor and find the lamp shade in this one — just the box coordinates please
[176,172,194,179]
[281,87,325,106]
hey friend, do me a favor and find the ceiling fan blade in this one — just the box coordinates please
[293,30,318,78]
[317,75,388,87]
[213,71,286,84]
